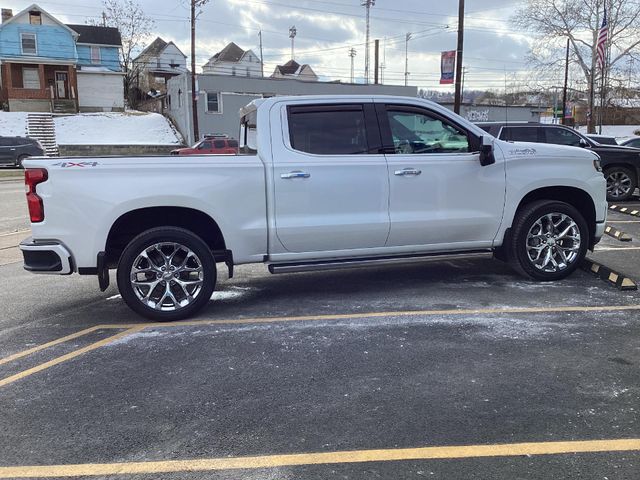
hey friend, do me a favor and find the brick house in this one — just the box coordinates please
[0,4,124,112]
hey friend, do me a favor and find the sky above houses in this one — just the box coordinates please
[4,0,555,92]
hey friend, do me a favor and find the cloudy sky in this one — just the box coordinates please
[5,0,560,91]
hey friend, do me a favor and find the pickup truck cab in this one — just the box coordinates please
[21,95,607,321]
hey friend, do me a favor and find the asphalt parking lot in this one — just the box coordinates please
[0,178,639,479]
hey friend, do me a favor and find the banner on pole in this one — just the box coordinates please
[440,50,456,85]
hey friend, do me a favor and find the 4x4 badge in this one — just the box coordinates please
[52,161,99,167]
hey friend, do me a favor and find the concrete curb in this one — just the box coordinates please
[609,205,640,217]
[604,225,632,242]
[581,259,637,291]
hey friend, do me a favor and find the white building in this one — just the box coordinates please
[202,42,263,77]
[132,37,187,94]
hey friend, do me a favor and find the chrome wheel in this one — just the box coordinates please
[606,171,633,199]
[130,242,204,311]
[526,213,581,273]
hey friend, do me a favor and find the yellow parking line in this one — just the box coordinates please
[98,304,640,330]
[0,327,144,388]
[0,326,102,366]
[1,438,639,478]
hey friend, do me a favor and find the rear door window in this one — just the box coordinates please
[501,127,540,142]
[287,105,369,155]
[213,140,225,149]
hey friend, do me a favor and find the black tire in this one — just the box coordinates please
[116,227,216,321]
[15,155,28,168]
[506,200,588,281]
[605,166,636,202]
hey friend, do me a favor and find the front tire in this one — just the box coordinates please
[116,227,216,321]
[507,200,588,281]
[605,166,636,202]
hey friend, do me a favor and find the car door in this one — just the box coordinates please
[377,103,505,248]
[0,137,15,164]
[271,102,390,253]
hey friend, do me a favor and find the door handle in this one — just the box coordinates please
[394,168,422,176]
[281,171,311,179]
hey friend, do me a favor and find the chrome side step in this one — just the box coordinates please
[268,250,494,274]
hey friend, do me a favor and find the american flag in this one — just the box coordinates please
[597,7,608,69]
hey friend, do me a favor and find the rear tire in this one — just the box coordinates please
[15,155,28,168]
[116,227,216,321]
[605,166,636,202]
[506,200,588,281]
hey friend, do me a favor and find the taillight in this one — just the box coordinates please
[25,168,48,222]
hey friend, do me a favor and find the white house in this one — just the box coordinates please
[271,59,318,82]
[202,42,262,77]
[132,37,187,94]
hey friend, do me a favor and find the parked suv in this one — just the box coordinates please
[476,122,640,201]
[171,136,239,155]
[0,136,44,167]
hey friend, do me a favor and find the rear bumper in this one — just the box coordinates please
[20,237,73,274]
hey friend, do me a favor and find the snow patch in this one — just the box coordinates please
[54,111,181,145]
[107,330,165,346]
[578,124,640,140]
[0,112,28,137]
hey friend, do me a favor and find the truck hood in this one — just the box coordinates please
[498,140,600,160]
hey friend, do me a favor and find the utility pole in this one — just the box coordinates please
[101,11,106,27]
[453,0,465,114]
[258,30,264,77]
[362,0,375,84]
[348,47,357,83]
[404,32,412,86]
[289,25,297,60]
[561,37,569,125]
[190,0,200,142]
[380,37,386,84]
[374,39,379,84]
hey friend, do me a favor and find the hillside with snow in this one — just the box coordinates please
[0,111,182,145]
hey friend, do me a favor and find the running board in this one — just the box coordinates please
[268,250,494,274]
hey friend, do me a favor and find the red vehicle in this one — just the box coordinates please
[171,137,239,155]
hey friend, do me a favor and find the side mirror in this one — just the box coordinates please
[579,138,589,148]
[479,136,496,166]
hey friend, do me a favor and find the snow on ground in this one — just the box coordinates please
[0,112,28,137]
[54,111,182,145]
[577,124,640,141]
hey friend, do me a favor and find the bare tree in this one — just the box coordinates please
[512,0,640,132]
[89,0,155,107]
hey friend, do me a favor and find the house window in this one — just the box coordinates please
[90,46,101,64]
[22,67,40,89]
[29,11,41,25]
[21,33,37,55]
[206,92,220,113]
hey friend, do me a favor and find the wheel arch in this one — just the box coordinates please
[511,186,597,248]
[105,207,227,268]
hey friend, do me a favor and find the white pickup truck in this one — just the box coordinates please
[21,95,607,321]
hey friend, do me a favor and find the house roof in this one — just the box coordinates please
[67,24,122,46]
[212,42,245,62]
[137,37,168,58]
[275,59,301,76]
[0,3,78,37]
